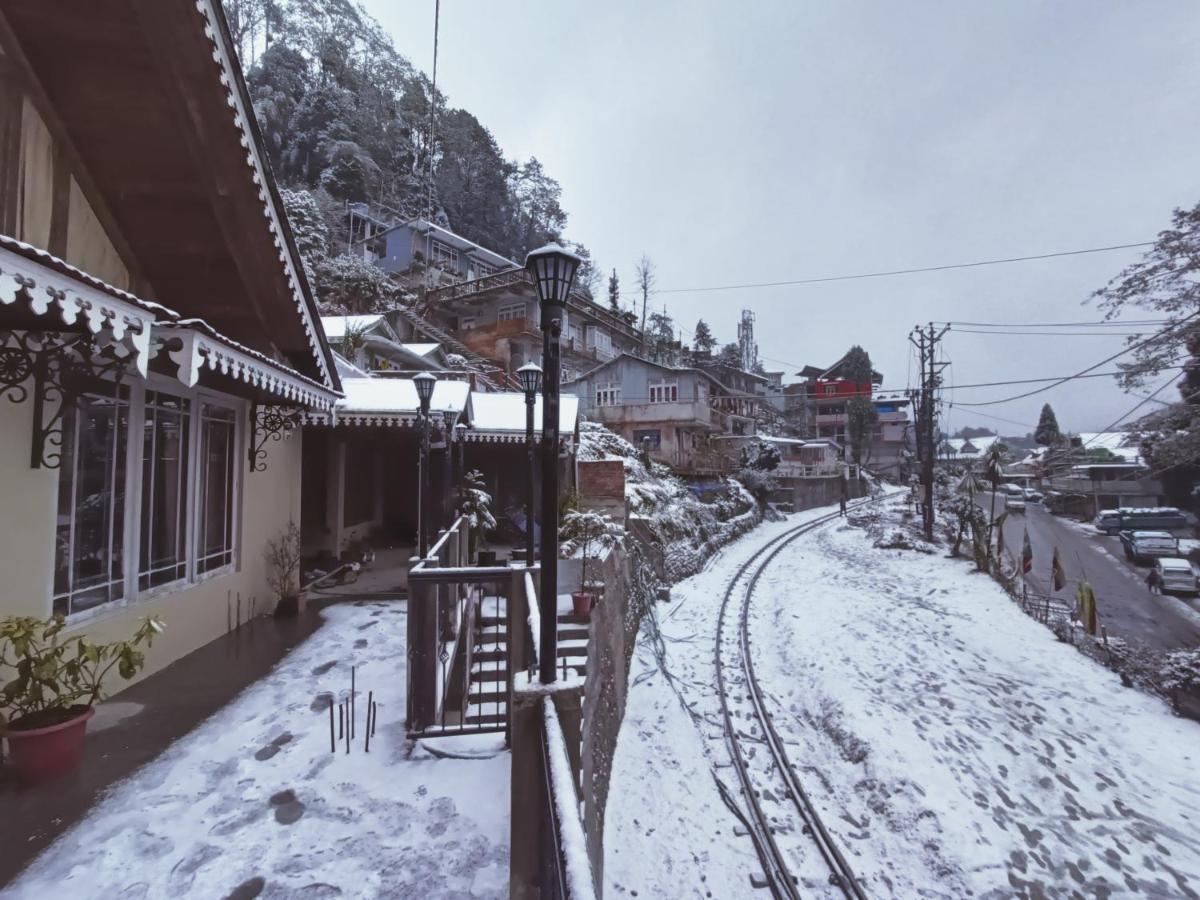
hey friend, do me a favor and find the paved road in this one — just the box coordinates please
[994,500,1200,651]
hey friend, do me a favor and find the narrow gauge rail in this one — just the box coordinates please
[715,497,883,899]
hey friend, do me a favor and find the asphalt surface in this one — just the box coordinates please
[994,499,1200,651]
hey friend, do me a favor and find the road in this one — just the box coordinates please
[994,499,1200,650]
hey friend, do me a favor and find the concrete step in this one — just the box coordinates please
[470,666,509,682]
[465,712,507,727]
[558,626,588,642]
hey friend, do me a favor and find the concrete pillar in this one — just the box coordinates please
[408,577,437,730]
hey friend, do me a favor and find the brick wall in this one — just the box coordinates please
[578,458,626,525]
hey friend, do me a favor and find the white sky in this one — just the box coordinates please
[359,0,1200,435]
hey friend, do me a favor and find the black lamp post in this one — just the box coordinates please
[442,409,456,523]
[454,422,467,504]
[517,362,543,566]
[414,371,437,558]
[526,243,581,684]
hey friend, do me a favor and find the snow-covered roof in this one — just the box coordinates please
[874,390,909,403]
[399,343,441,358]
[1077,431,1142,462]
[468,392,579,437]
[320,314,386,341]
[942,435,1001,458]
[333,352,370,380]
[303,376,469,426]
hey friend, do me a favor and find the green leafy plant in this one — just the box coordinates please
[0,614,163,730]
[461,469,497,556]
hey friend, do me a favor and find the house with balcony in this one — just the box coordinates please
[784,356,910,477]
[321,314,446,374]
[418,262,645,384]
[566,354,758,474]
[367,216,515,285]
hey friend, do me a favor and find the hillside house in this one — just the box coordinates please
[321,314,446,374]
[566,354,758,474]
[366,216,514,285]
[421,266,645,383]
[0,0,341,679]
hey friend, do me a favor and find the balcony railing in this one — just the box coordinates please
[406,515,538,738]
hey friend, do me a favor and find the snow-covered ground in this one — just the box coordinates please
[6,603,509,899]
[606,497,1200,897]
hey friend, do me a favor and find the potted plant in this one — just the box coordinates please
[559,510,624,618]
[460,469,497,564]
[265,521,303,617]
[1,614,163,783]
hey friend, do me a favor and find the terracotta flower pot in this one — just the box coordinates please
[4,706,95,783]
[571,591,594,618]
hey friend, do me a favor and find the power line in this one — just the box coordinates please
[946,318,1167,328]
[951,315,1200,408]
[658,241,1154,294]
[950,328,1150,337]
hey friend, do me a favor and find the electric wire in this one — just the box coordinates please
[659,241,1154,294]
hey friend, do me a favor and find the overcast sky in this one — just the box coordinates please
[360,0,1200,436]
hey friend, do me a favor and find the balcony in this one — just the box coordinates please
[590,400,721,430]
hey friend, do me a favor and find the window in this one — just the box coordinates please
[431,239,459,270]
[562,367,575,383]
[498,302,526,322]
[474,260,497,277]
[586,327,613,358]
[568,324,582,348]
[139,391,190,590]
[633,429,661,451]
[823,384,838,395]
[53,384,130,617]
[196,403,237,574]
[596,382,621,406]
[649,381,678,403]
[459,316,477,331]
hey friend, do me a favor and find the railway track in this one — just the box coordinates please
[715,496,883,899]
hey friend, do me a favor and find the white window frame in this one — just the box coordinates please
[52,375,247,625]
[498,302,527,322]
[430,239,459,270]
[596,382,621,406]
[649,380,678,404]
[459,315,477,331]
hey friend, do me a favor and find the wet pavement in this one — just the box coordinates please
[997,502,1200,650]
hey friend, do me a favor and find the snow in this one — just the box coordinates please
[7,603,510,899]
[399,343,441,358]
[319,313,385,341]
[336,375,470,415]
[605,496,1200,897]
[543,700,598,900]
[468,392,579,435]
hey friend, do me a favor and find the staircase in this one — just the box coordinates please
[462,599,592,728]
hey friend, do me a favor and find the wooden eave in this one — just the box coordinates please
[0,0,337,391]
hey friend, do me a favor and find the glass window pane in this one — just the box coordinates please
[53,385,129,617]
[197,404,236,574]
[139,391,190,590]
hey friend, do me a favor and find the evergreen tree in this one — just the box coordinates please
[648,309,675,344]
[1035,404,1062,446]
[607,269,620,313]
[841,345,877,465]
[717,342,741,367]
[693,319,716,353]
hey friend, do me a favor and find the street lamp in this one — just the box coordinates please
[517,362,543,566]
[526,243,581,684]
[442,409,457,523]
[414,371,437,558]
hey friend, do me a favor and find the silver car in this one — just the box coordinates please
[1151,557,1199,596]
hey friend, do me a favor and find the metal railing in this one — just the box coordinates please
[406,516,538,738]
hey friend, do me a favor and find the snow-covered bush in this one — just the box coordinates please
[446,353,468,369]
[460,469,496,552]
[576,422,760,583]
[560,509,624,592]
[733,467,777,506]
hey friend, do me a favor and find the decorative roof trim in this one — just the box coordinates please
[156,321,340,411]
[0,242,156,375]
[192,0,333,390]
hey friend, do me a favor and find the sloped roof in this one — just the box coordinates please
[0,0,339,392]
[337,377,469,416]
[468,392,579,434]
[320,315,387,341]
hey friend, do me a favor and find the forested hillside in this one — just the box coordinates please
[222,0,594,309]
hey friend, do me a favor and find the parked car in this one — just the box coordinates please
[1006,496,1026,513]
[1094,507,1188,535]
[1150,557,1200,596]
[1119,530,1180,565]
[1023,489,1043,502]
[999,483,1025,497]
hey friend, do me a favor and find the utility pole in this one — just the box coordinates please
[909,323,949,542]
